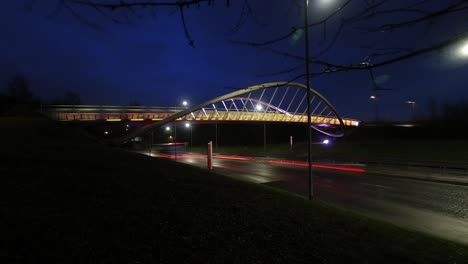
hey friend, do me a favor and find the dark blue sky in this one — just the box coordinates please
[1,0,467,121]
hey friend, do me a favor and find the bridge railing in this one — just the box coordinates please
[43,106,359,126]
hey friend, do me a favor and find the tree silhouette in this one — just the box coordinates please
[7,75,33,102]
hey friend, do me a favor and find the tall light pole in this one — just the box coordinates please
[174,123,177,160]
[174,100,189,160]
[304,0,313,200]
[406,100,416,120]
[185,122,192,149]
[370,95,379,122]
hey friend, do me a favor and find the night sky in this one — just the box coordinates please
[1,0,467,121]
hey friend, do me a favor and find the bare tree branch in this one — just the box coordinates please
[264,29,468,76]
[256,63,304,77]
[179,4,195,47]
[231,0,353,47]
[373,0,468,32]
[73,0,211,9]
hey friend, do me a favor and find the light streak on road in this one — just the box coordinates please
[268,160,365,173]
[151,152,364,173]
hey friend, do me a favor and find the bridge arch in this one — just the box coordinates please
[121,81,356,143]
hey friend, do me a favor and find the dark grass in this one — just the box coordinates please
[1,117,468,263]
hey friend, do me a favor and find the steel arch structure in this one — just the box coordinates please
[121,82,357,143]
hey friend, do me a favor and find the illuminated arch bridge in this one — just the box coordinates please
[45,82,360,140]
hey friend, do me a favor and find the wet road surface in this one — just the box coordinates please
[150,152,468,244]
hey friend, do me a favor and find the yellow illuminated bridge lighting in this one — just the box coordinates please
[44,82,360,141]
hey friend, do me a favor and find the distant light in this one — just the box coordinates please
[104,131,109,135]
[126,124,130,127]
[182,100,188,106]
[460,42,468,58]
[406,100,416,104]
[370,95,376,99]
[323,139,329,144]
[165,126,171,131]
[185,123,190,128]
[318,0,335,8]
[125,128,128,131]
[256,104,263,111]
[169,136,173,139]
[395,124,415,128]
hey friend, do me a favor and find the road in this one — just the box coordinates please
[149,152,468,245]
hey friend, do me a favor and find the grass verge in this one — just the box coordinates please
[1,116,468,263]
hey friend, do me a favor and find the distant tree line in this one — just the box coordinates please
[1,74,83,115]
[0,75,40,115]
[426,97,468,124]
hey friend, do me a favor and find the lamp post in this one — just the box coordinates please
[370,95,379,122]
[174,123,177,160]
[256,103,267,154]
[406,100,416,120]
[185,122,192,149]
[459,41,468,58]
[174,100,189,160]
[304,0,313,200]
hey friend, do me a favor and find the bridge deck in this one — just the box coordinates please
[44,105,359,127]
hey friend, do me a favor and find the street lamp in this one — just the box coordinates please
[185,122,192,148]
[459,41,468,58]
[182,100,188,107]
[369,95,379,121]
[317,0,335,7]
[165,126,171,131]
[406,100,416,120]
[255,104,263,111]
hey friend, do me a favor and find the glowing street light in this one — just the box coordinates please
[369,95,379,121]
[185,122,193,147]
[406,100,416,120]
[165,126,171,131]
[255,104,263,111]
[318,0,335,7]
[459,41,468,58]
[322,139,330,144]
[182,100,188,107]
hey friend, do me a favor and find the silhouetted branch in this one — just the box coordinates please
[232,0,353,47]
[73,0,211,9]
[179,4,195,47]
[373,0,468,32]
